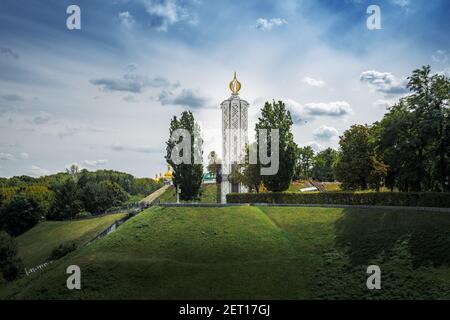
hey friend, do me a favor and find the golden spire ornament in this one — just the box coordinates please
[229,72,241,95]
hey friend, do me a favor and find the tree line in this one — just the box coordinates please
[167,65,449,199]
[335,66,450,191]
[0,166,163,236]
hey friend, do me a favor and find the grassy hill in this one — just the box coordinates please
[16,213,127,268]
[1,206,450,299]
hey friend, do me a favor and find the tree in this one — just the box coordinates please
[48,178,83,220]
[373,66,450,191]
[335,124,387,190]
[207,151,221,181]
[131,178,163,196]
[0,195,42,236]
[165,111,204,201]
[372,102,419,191]
[207,151,222,203]
[312,148,338,181]
[241,156,262,193]
[295,146,315,180]
[229,143,262,193]
[22,185,54,217]
[0,231,24,281]
[80,181,128,214]
[255,101,297,192]
[405,66,450,191]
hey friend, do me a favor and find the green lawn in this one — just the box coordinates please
[16,213,127,268]
[1,206,450,299]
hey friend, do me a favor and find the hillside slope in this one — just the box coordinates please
[2,206,450,299]
[16,213,127,268]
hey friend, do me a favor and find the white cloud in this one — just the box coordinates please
[57,125,104,139]
[28,165,50,177]
[19,152,29,159]
[304,141,324,153]
[90,73,175,93]
[83,159,108,167]
[0,46,19,59]
[1,94,23,101]
[372,99,395,109]
[255,18,287,31]
[391,0,410,7]
[432,50,448,64]
[158,88,207,108]
[141,0,193,31]
[285,99,352,124]
[123,95,139,103]
[0,153,14,161]
[360,70,408,95]
[111,143,160,154]
[313,125,339,140]
[305,101,352,116]
[303,77,325,87]
[118,11,135,28]
[30,112,52,125]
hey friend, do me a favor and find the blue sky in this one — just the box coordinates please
[0,0,449,177]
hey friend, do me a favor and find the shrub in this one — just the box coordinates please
[0,231,24,281]
[75,211,91,219]
[0,195,42,236]
[226,191,450,208]
[49,243,77,261]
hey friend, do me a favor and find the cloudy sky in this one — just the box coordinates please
[0,0,449,178]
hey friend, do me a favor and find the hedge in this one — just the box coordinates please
[226,192,450,208]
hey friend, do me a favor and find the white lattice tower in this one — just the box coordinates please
[220,73,249,203]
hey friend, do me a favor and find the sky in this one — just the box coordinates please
[0,0,449,178]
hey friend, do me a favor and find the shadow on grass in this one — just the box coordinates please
[313,208,450,299]
[334,208,450,268]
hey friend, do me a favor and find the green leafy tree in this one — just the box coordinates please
[312,148,338,181]
[372,102,418,191]
[22,185,54,217]
[0,195,42,236]
[335,125,387,190]
[80,181,128,214]
[256,100,297,192]
[165,111,204,201]
[241,146,262,192]
[0,231,24,281]
[207,151,222,203]
[295,146,315,180]
[48,178,83,220]
[131,178,163,196]
[405,66,450,191]
[229,144,262,193]
[373,66,450,191]
[207,151,221,181]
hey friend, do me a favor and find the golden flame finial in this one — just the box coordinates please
[229,72,241,95]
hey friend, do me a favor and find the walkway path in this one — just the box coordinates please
[140,185,170,206]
